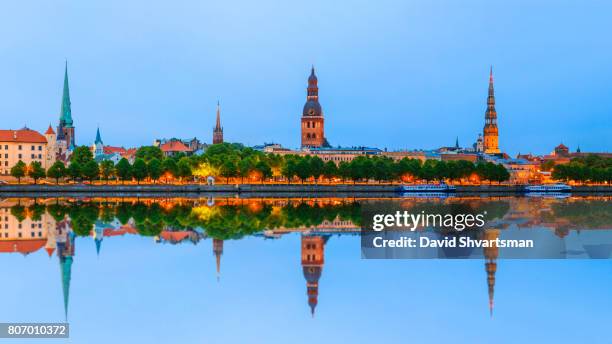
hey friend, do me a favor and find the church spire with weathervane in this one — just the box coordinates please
[213,101,224,144]
[57,61,76,149]
[483,66,500,154]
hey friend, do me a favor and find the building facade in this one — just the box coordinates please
[301,67,327,148]
[483,67,500,154]
[0,128,52,175]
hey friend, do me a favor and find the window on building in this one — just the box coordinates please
[18,232,22,238]
[38,146,42,151]
[18,154,22,159]
[4,145,7,149]
[31,145,35,150]
[31,154,35,159]
[18,145,22,150]
[38,154,41,159]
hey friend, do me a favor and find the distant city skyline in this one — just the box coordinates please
[1,1,611,155]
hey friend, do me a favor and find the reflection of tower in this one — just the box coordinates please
[483,229,500,317]
[213,102,224,144]
[57,230,75,320]
[93,222,104,257]
[301,67,326,148]
[483,67,500,154]
[301,235,327,317]
[213,238,223,281]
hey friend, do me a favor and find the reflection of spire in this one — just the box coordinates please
[483,229,500,317]
[58,232,75,321]
[93,224,104,257]
[213,238,223,281]
[301,235,328,317]
[95,239,102,257]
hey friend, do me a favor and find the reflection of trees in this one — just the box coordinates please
[29,200,362,240]
[551,200,612,229]
[28,203,46,221]
[69,204,98,236]
[10,205,26,222]
[47,203,69,222]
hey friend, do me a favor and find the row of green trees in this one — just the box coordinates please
[190,143,511,184]
[9,146,194,184]
[7,143,511,184]
[551,155,612,184]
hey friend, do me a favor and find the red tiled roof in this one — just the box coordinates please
[160,140,190,153]
[160,231,190,242]
[122,148,137,159]
[104,146,127,155]
[0,240,47,254]
[45,125,56,135]
[0,129,47,144]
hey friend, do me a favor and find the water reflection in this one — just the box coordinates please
[0,195,610,320]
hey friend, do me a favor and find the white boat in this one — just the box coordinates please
[524,183,571,193]
[398,183,457,193]
[525,192,571,199]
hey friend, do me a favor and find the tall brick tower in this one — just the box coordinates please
[301,67,326,148]
[483,66,500,154]
[213,101,224,144]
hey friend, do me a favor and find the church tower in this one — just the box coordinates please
[213,102,224,144]
[483,67,500,154]
[301,67,326,148]
[301,235,326,316]
[44,124,58,168]
[92,127,104,157]
[57,62,76,150]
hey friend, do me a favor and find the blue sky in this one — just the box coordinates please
[1,234,611,343]
[0,0,610,155]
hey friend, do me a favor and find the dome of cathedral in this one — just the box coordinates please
[303,100,322,117]
[303,266,322,283]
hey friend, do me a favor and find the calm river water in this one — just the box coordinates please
[0,195,610,343]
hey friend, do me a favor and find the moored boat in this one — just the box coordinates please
[524,183,571,193]
[398,182,456,193]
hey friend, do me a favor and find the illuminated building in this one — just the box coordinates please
[301,67,328,148]
[0,128,52,175]
[483,67,500,154]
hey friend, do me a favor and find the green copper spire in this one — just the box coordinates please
[95,127,103,145]
[60,61,73,127]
